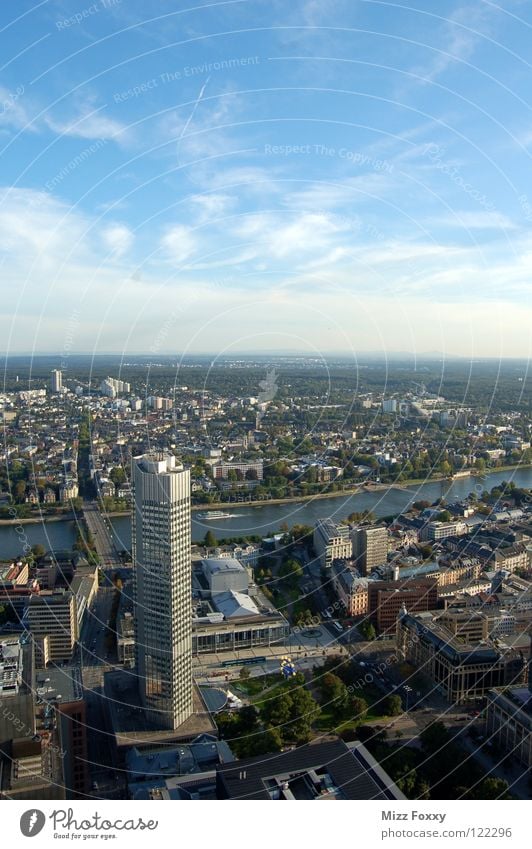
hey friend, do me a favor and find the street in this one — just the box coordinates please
[83,500,123,569]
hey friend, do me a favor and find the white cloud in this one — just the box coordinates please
[189,193,236,221]
[102,224,133,258]
[160,224,197,264]
[44,105,129,143]
[0,86,36,133]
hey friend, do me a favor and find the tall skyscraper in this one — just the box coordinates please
[51,369,62,393]
[132,453,192,730]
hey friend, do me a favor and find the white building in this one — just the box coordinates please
[313,519,352,569]
[51,369,62,393]
[100,377,131,397]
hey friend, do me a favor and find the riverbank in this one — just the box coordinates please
[0,512,76,526]
[190,463,531,511]
[1,463,529,524]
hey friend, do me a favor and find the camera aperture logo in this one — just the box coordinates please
[20,810,46,837]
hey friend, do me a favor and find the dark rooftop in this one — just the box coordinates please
[216,738,405,801]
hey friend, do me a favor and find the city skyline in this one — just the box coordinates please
[1,1,532,357]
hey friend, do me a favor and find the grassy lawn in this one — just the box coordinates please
[232,672,281,698]
[314,704,386,733]
[251,678,292,709]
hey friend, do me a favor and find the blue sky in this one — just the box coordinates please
[1,0,532,358]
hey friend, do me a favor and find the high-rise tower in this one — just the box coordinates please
[132,453,192,730]
[51,369,62,393]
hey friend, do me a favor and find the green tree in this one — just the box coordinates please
[261,682,320,743]
[31,543,46,558]
[468,777,511,800]
[14,480,26,502]
[204,530,217,548]
[320,673,349,715]
[238,726,283,758]
[420,721,450,752]
[237,705,259,732]
[279,557,303,586]
[385,694,403,716]
[109,466,126,486]
[288,686,321,742]
[350,696,368,724]
[360,621,376,641]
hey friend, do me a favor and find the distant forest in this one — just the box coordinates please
[1,354,531,410]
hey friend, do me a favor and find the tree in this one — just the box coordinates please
[279,558,303,586]
[261,681,320,743]
[238,726,283,758]
[288,686,321,742]
[320,673,349,715]
[350,696,368,724]
[239,666,251,682]
[262,692,293,729]
[109,466,126,485]
[238,705,259,732]
[469,777,511,800]
[31,543,46,559]
[14,480,26,502]
[360,621,376,641]
[385,694,403,716]
[420,721,450,752]
[204,530,217,548]
[416,778,431,800]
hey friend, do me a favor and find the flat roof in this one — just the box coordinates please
[104,670,216,749]
[35,665,83,703]
[202,558,246,575]
[217,739,405,801]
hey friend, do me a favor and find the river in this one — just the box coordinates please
[2,467,530,560]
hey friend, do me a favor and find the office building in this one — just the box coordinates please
[485,687,531,769]
[25,592,78,662]
[351,525,389,575]
[51,370,62,393]
[0,634,66,800]
[216,738,405,800]
[313,519,352,570]
[212,460,264,481]
[368,578,438,633]
[331,561,369,616]
[397,610,527,704]
[132,453,193,731]
[35,665,89,798]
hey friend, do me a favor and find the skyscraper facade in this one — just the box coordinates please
[132,453,193,730]
[51,369,62,393]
